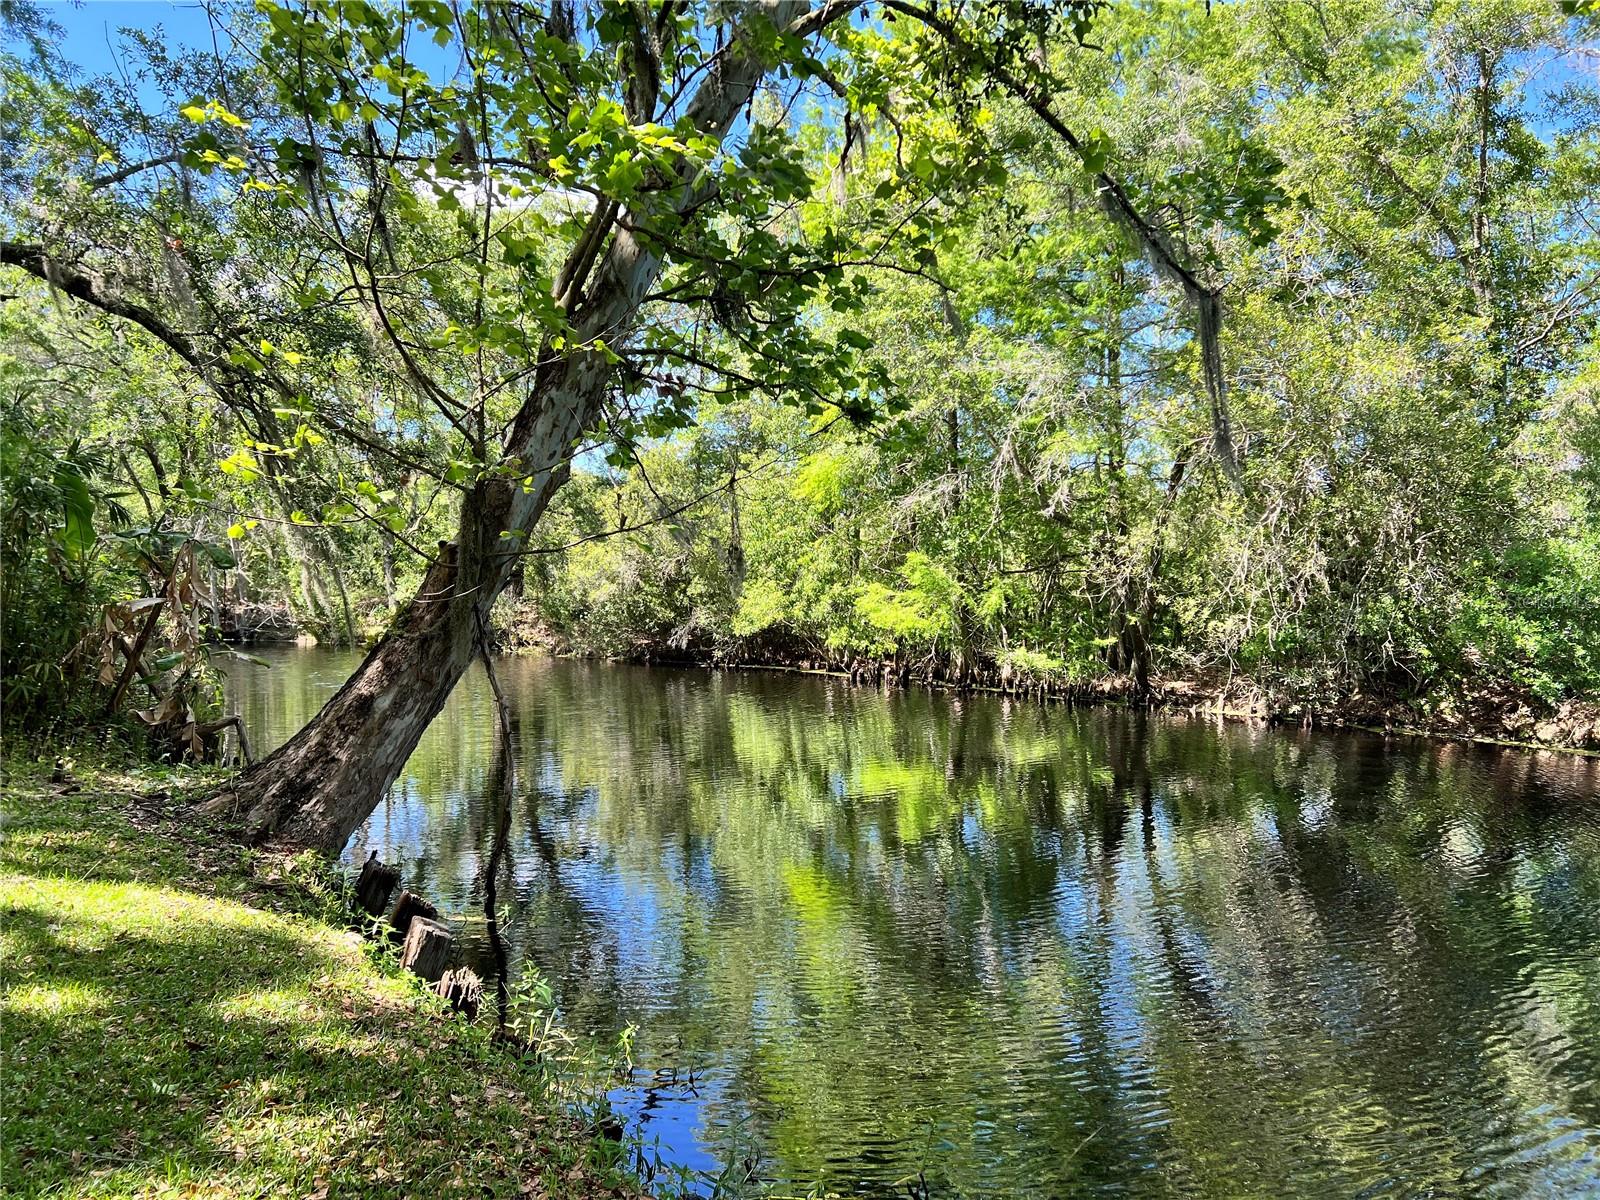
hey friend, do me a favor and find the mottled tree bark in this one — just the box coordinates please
[206,344,607,850]
[9,1,841,854]
[206,4,818,852]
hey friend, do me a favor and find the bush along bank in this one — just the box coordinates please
[500,613,1600,755]
[0,757,652,1200]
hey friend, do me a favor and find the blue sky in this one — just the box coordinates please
[33,1,473,119]
[45,1,219,77]
[41,0,1594,117]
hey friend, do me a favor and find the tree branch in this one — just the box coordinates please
[878,0,1247,492]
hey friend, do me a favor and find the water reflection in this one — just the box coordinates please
[227,649,1600,1196]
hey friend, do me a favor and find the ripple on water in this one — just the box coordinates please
[226,650,1600,1197]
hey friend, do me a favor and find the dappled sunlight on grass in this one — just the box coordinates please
[3,980,110,1019]
[2,794,191,886]
[211,986,327,1024]
[2,767,642,1199]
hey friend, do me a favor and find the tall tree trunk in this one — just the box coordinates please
[208,44,758,848]
[726,452,746,593]
[382,538,397,612]
[1124,451,1190,696]
[12,0,829,854]
[207,346,604,850]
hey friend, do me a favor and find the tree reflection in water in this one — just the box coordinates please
[231,649,1600,1197]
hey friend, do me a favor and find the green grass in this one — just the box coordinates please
[1,760,642,1199]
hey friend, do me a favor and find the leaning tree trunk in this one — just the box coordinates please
[206,354,604,852]
[202,1,812,853]
[210,545,482,850]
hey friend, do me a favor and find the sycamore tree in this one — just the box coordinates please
[193,0,917,849]
[0,0,1018,849]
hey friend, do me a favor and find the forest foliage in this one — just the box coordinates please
[3,0,1599,752]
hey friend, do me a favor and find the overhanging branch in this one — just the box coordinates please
[878,0,1247,492]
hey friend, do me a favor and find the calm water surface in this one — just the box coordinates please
[227,648,1600,1196]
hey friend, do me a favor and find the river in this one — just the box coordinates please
[225,647,1600,1196]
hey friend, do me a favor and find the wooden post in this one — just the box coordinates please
[435,966,482,1020]
[355,852,401,917]
[400,917,453,983]
[388,890,439,941]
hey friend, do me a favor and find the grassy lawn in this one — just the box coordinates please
[1,761,642,1199]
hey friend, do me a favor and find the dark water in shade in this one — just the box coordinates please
[225,648,1600,1197]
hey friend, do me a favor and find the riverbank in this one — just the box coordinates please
[503,621,1600,754]
[0,759,644,1199]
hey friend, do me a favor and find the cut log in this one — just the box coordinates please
[400,916,453,983]
[434,966,482,1020]
[355,852,401,917]
[388,890,439,941]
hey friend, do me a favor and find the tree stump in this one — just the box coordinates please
[400,917,453,983]
[355,852,400,917]
[435,966,482,1020]
[388,890,439,941]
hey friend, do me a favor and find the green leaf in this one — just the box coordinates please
[53,460,96,558]
[1077,128,1114,175]
[198,541,237,569]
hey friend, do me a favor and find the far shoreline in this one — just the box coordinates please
[227,633,1600,758]
[495,633,1600,759]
